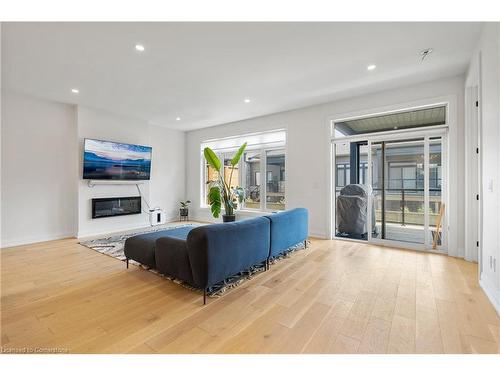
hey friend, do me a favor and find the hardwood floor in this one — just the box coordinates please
[1,235,499,354]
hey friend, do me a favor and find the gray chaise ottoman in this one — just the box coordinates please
[123,226,195,269]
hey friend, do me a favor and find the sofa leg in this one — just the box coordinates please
[203,288,207,305]
[304,240,308,249]
[126,258,129,269]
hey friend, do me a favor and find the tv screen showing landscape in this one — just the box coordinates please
[83,139,152,180]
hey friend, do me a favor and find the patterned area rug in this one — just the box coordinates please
[79,224,196,263]
[79,225,307,299]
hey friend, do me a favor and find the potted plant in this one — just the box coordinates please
[204,143,247,222]
[179,200,191,219]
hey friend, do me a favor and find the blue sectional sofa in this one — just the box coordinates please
[124,208,308,304]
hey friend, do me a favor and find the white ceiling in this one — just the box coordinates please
[1,22,482,131]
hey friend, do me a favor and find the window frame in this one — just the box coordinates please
[201,145,287,213]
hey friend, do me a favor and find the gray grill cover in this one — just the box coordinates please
[336,184,375,235]
[340,184,369,198]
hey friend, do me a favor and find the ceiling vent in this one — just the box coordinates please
[420,48,433,61]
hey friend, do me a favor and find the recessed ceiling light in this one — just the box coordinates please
[244,98,251,103]
[367,64,376,71]
[135,44,145,52]
[71,88,79,94]
[176,117,181,121]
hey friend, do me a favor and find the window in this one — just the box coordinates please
[265,149,285,210]
[243,151,261,209]
[201,130,286,212]
[223,155,239,189]
[204,151,240,205]
[334,142,367,191]
[388,162,425,191]
[430,165,442,189]
[336,163,350,188]
[267,171,273,182]
[388,165,402,189]
[334,164,371,187]
[242,148,286,211]
[333,105,446,138]
[204,159,219,205]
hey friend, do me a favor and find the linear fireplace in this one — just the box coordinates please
[91,196,141,219]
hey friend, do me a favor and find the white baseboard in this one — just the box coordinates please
[479,276,500,315]
[78,226,151,241]
[309,231,327,239]
[1,217,186,248]
[1,231,76,249]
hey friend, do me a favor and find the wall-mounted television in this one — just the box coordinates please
[83,138,152,180]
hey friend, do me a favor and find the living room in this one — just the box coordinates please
[1,1,500,371]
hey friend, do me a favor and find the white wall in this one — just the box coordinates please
[148,124,186,223]
[467,23,500,313]
[1,91,186,245]
[1,91,78,247]
[77,106,186,238]
[186,75,466,251]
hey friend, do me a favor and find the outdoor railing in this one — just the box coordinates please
[335,187,442,226]
[372,188,441,226]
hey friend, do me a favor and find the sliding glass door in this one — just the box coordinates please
[333,130,447,251]
[371,138,426,244]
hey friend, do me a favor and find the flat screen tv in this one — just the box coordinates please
[83,139,152,180]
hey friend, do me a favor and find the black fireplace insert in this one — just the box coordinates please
[91,196,141,219]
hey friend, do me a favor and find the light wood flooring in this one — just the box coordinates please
[1,234,499,354]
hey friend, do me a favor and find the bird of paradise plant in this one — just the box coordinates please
[204,142,247,221]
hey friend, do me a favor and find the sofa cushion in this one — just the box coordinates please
[155,235,195,286]
[264,208,308,258]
